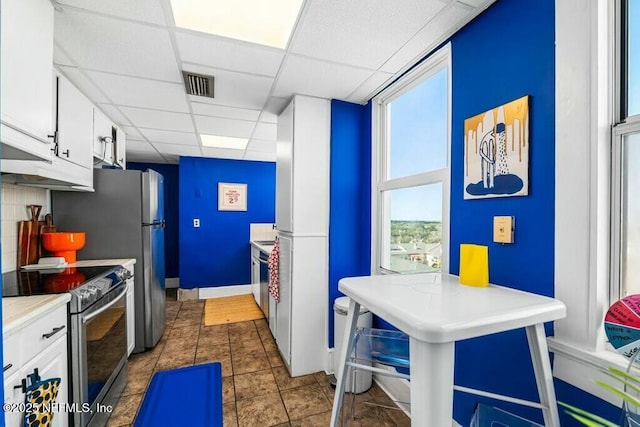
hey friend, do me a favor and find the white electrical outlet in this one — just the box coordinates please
[193,218,200,228]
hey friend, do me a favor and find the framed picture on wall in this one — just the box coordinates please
[218,182,247,211]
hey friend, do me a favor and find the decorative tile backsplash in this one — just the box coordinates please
[250,223,276,242]
[1,183,50,272]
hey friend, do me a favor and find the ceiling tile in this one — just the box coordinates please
[272,55,372,100]
[96,104,132,126]
[190,102,260,121]
[127,150,168,163]
[194,116,256,138]
[457,0,495,8]
[201,147,245,160]
[53,44,75,67]
[139,129,199,146]
[247,139,276,153]
[290,0,447,70]
[152,142,202,157]
[56,0,168,25]
[56,66,110,104]
[126,139,155,152]
[244,150,276,162]
[183,64,273,110]
[55,9,181,82]
[346,71,394,103]
[87,71,189,113]
[175,31,284,77]
[259,97,290,123]
[252,122,277,141]
[118,107,194,132]
[120,126,145,141]
[380,2,473,74]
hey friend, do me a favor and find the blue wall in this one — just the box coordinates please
[127,162,179,279]
[447,0,556,423]
[178,157,275,288]
[328,100,372,347]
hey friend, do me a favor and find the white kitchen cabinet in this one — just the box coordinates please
[0,0,55,161]
[92,108,115,166]
[275,95,330,235]
[274,95,330,377]
[3,297,69,427]
[126,277,135,356]
[114,126,127,169]
[56,72,94,169]
[251,246,260,306]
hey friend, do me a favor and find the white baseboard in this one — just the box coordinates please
[198,284,253,299]
[166,277,179,289]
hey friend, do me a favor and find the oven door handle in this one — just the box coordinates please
[83,288,127,323]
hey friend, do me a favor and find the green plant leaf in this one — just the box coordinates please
[558,402,620,427]
[597,380,640,408]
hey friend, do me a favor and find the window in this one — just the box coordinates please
[612,0,640,301]
[372,45,450,274]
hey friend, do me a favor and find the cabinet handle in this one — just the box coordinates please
[3,363,12,372]
[42,325,65,339]
[14,379,26,393]
[62,149,70,157]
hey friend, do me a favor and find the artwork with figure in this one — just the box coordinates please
[463,95,529,199]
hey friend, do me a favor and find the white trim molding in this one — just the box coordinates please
[554,0,616,399]
[197,284,253,299]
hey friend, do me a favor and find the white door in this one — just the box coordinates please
[276,101,294,233]
[56,73,93,169]
[92,108,114,164]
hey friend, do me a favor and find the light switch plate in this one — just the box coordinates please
[493,216,514,243]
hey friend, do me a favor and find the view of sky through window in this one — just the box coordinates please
[389,68,447,222]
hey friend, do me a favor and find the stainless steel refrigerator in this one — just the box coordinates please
[52,168,166,352]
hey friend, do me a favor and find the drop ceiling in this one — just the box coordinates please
[52,0,495,164]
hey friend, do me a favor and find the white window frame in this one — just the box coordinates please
[550,0,634,406]
[370,43,451,275]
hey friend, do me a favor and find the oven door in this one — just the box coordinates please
[71,285,127,426]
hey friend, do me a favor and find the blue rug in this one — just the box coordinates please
[134,363,222,427]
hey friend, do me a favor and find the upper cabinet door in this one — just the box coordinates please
[276,100,294,233]
[92,108,115,165]
[56,73,94,169]
[115,126,127,169]
[0,0,54,156]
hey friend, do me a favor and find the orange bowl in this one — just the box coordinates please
[41,232,86,263]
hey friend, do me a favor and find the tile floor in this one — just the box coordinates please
[106,290,410,426]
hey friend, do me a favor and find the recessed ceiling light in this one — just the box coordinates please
[201,135,248,150]
[170,0,303,49]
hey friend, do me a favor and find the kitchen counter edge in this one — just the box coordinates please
[2,293,71,336]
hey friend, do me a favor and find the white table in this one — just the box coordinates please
[330,273,566,426]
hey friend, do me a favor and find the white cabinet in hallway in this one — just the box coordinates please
[56,72,94,169]
[275,95,330,377]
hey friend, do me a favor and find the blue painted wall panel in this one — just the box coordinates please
[447,0,556,423]
[127,163,179,278]
[328,100,372,347]
[178,157,275,288]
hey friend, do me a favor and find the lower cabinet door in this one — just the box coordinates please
[3,369,26,427]
[15,335,69,427]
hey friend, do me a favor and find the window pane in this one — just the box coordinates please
[621,132,640,296]
[628,0,639,116]
[388,68,448,179]
[380,184,442,273]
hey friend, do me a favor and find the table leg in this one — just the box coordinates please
[526,323,560,427]
[410,338,455,426]
[330,299,360,427]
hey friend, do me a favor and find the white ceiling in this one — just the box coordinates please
[52,0,495,164]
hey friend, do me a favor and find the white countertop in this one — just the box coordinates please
[250,241,274,254]
[71,258,136,268]
[2,293,71,336]
[339,272,566,343]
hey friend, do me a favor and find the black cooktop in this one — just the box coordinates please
[2,265,130,313]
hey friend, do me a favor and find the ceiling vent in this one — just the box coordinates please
[182,71,214,98]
